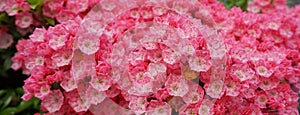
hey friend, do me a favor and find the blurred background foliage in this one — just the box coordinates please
[0,14,42,115]
[0,0,50,114]
[0,0,299,114]
[218,0,249,11]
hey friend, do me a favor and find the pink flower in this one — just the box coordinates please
[129,72,152,84]
[15,11,33,28]
[182,81,204,104]
[11,53,23,70]
[0,0,6,12]
[42,0,64,18]
[30,28,47,42]
[147,49,163,63]
[229,63,255,82]
[89,75,111,91]
[212,99,226,115]
[2,0,30,16]
[255,91,268,108]
[128,80,153,96]
[105,85,120,98]
[198,98,214,115]
[64,90,89,112]
[85,86,106,105]
[128,96,148,114]
[47,24,69,50]
[162,48,180,65]
[129,61,148,76]
[147,63,167,79]
[153,88,170,101]
[36,43,53,56]
[140,37,159,50]
[41,90,64,113]
[254,60,275,78]
[61,16,82,35]
[224,78,241,97]
[240,86,256,99]
[0,28,13,49]
[165,74,189,97]
[34,85,51,99]
[60,72,77,92]
[242,104,263,115]
[95,60,112,76]
[30,65,51,77]
[24,56,44,71]
[56,10,76,23]
[204,79,225,99]
[45,71,64,84]
[51,47,73,67]
[178,104,198,115]
[77,33,100,55]
[15,39,36,56]
[258,76,280,91]
[128,48,147,66]
[21,88,33,101]
[66,0,88,14]
[188,50,212,72]
[88,0,101,8]
[146,100,171,115]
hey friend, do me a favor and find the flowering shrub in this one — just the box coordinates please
[0,0,98,114]
[0,0,299,114]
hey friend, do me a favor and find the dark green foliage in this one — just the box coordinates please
[0,88,42,115]
[287,0,300,7]
[218,0,249,11]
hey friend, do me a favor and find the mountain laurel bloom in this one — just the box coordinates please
[8,0,300,114]
[15,11,33,28]
[0,28,13,49]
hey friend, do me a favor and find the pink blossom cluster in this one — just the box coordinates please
[41,0,100,23]
[0,0,31,18]
[11,0,300,114]
[0,0,36,30]
[0,0,99,29]
[0,27,13,49]
[247,0,288,13]
[0,0,100,49]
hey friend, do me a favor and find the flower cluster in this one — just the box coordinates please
[10,0,300,114]
[0,0,100,50]
[0,0,99,32]
[0,27,13,49]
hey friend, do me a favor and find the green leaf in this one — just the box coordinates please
[224,3,234,10]
[287,0,300,7]
[0,107,17,115]
[0,98,37,115]
[11,8,23,11]
[3,95,13,109]
[8,26,22,39]
[0,90,6,97]
[27,0,44,10]
[218,0,249,11]
[0,89,13,110]
[0,90,7,108]
[236,0,248,11]
[3,58,12,71]
[15,87,24,96]
[0,12,9,22]
[236,0,246,6]
[32,97,41,110]
[44,17,55,26]
[0,49,5,53]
